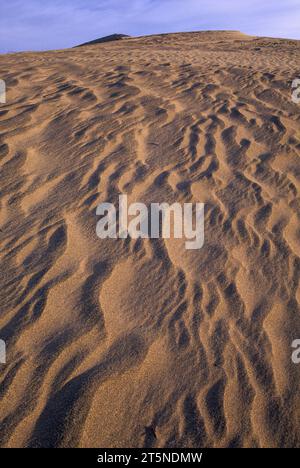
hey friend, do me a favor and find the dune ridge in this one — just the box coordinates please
[0,31,300,448]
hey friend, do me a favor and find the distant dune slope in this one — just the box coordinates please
[76,33,130,47]
[0,31,300,448]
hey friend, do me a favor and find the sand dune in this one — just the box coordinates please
[0,31,300,448]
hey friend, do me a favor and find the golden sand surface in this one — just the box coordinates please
[0,31,300,447]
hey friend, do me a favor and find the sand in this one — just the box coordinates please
[0,31,300,448]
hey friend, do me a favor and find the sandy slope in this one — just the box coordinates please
[0,31,300,448]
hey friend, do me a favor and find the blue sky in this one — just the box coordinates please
[0,0,300,53]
